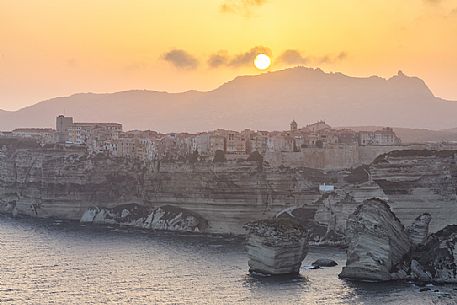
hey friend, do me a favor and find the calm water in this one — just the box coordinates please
[0,215,456,305]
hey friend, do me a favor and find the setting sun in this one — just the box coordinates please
[254,54,271,70]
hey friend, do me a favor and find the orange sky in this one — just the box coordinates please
[1,0,457,110]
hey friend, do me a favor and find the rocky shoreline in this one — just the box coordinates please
[80,203,208,232]
[1,198,457,286]
[339,198,457,284]
[241,198,457,285]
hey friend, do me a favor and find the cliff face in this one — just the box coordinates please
[370,150,457,232]
[0,143,327,234]
[1,143,457,236]
[269,149,457,243]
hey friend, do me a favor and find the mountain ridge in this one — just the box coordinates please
[0,66,456,132]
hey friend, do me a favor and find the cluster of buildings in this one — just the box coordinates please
[0,115,401,161]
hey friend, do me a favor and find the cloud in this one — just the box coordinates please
[207,47,347,69]
[163,49,199,69]
[318,52,347,64]
[229,46,272,67]
[277,50,347,66]
[208,51,229,68]
[208,46,272,68]
[423,0,443,4]
[337,52,348,60]
[220,0,267,16]
[277,49,309,65]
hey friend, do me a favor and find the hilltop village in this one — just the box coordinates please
[0,115,407,167]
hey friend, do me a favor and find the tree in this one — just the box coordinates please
[247,151,263,162]
[188,150,199,163]
[293,141,300,152]
[213,150,226,162]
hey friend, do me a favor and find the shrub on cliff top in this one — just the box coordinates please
[247,151,263,162]
[0,138,41,149]
[344,165,370,183]
[213,150,226,162]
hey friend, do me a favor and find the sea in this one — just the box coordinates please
[0,214,456,305]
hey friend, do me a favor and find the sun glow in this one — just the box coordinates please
[254,54,271,70]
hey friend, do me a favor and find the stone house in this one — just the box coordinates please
[11,128,57,145]
[267,134,294,152]
[358,128,401,146]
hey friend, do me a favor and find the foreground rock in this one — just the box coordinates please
[413,225,457,283]
[244,219,308,275]
[410,259,432,282]
[339,199,457,283]
[339,198,411,282]
[312,259,338,267]
[80,204,208,232]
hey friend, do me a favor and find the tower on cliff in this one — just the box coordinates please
[56,115,73,143]
[290,120,298,132]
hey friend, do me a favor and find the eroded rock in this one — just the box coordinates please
[339,198,411,282]
[244,219,308,275]
[80,204,208,233]
[0,200,18,217]
[410,259,432,282]
[143,205,208,232]
[312,259,338,267]
[413,225,457,283]
[80,203,150,226]
[339,198,457,284]
[407,213,432,248]
[275,206,328,245]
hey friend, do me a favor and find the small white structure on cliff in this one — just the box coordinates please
[319,183,335,193]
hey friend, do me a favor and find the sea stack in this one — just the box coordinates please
[339,198,411,282]
[406,213,432,247]
[244,219,308,275]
